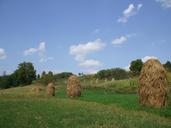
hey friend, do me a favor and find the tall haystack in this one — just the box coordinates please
[46,83,55,96]
[67,75,81,97]
[139,59,168,108]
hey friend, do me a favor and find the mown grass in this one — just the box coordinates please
[0,74,171,128]
[0,96,171,128]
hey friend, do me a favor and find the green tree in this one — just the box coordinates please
[37,74,40,80]
[54,72,73,79]
[130,59,143,76]
[38,71,54,85]
[14,62,36,85]
[41,71,46,78]
[97,68,129,80]
[0,75,12,89]
[164,61,171,72]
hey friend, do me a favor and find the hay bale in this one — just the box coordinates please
[138,59,169,108]
[32,84,42,94]
[67,75,81,97]
[46,83,55,96]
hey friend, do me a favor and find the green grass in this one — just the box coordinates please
[1,98,171,128]
[0,77,171,128]
[56,87,171,118]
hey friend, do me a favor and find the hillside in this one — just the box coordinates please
[0,77,171,128]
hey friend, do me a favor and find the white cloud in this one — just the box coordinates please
[124,64,130,71]
[70,39,105,72]
[118,3,143,23]
[156,0,171,8]
[0,48,6,59]
[112,33,136,45]
[38,42,45,52]
[24,48,38,56]
[137,4,143,10]
[78,59,102,68]
[142,56,158,63]
[24,42,45,56]
[70,38,105,61]
[84,69,99,74]
[112,36,128,45]
[24,42,53,63]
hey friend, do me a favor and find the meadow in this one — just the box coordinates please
[0,73,171,128]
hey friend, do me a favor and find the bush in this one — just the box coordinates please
[96,68,129,80]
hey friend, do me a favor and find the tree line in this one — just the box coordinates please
[0,59,171,89]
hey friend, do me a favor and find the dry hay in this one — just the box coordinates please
[31,84,42,94]
[67,75,81,97]
[138,59,169,108]
[96,79,99,84]
[46,83,55,96]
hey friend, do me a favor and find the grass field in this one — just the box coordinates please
[0,75,171,128]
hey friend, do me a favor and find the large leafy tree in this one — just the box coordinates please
[130,59,143,76]
[164,61,171,72]
[14,62,36,85]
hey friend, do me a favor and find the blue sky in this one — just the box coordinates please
[0,0,171,75]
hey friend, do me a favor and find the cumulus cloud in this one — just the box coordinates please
[156,0,171,8]
[24,48,38,56]
[24,42,45,56]
[0,48,6,59]
[70,38,105,61]
[24,42,53,63]
[112,33,136,45]
[112,36,128,45]
[118,3,143,23]
[78,59,102,68]
[84,69,99,74]
[70,39,105,72]
[142,56,158,63]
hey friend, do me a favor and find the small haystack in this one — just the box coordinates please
[67,75,81,97]
[139,59,168,108]
[46,83,55,96]
[32,84,42,94]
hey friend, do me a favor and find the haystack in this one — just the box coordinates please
[46,83,55,96]
[32,84,42,94]
[139,59,168,108]
[67,75,81,97]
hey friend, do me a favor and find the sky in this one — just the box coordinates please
[0,0,171,75]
